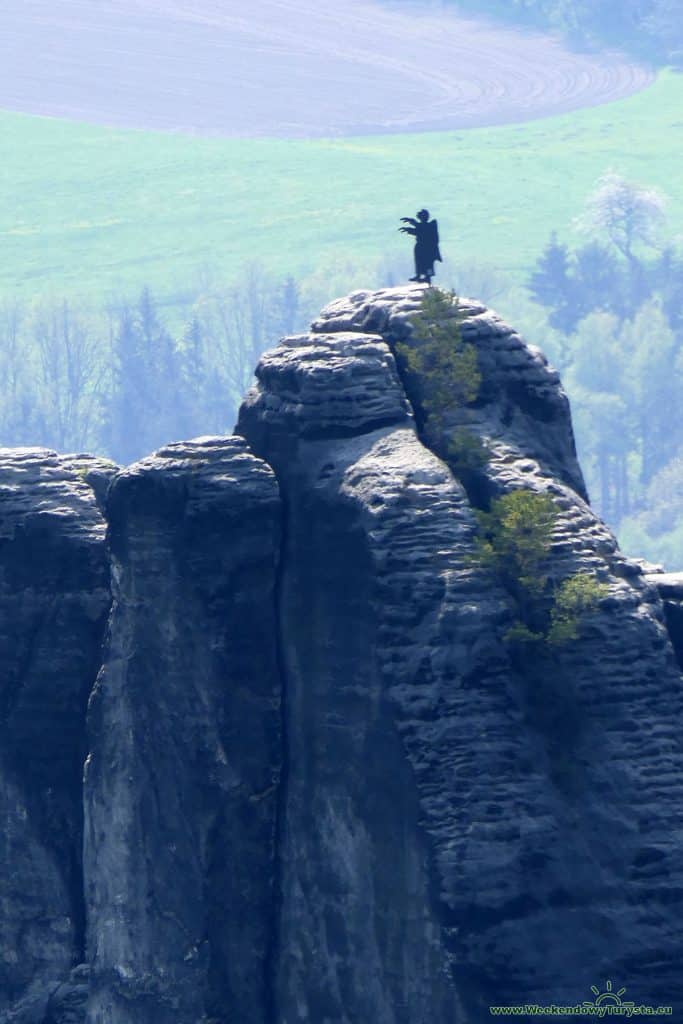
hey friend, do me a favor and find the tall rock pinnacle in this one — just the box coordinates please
[1,285,682,1023]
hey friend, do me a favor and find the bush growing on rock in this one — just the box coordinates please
[394,292,607,647]
[396,287,487,470]
[475,489,607,648]
[475,489,557,598]
[397,288,480,424]
[547,572,609,645]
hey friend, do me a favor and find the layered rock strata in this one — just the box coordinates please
[83,437,282,1024]
[239,285,683,1018]
[238,331,500,1021]
[0,449,113,1020]
[646,572,683,671]
[1,286,682,1023]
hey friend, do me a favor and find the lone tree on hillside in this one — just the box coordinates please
[574,171,668,267]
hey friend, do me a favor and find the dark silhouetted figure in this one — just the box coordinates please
[399,209,442,283]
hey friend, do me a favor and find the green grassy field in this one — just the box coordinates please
[1,70,682,303]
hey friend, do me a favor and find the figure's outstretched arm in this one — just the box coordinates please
[400,217,418,226]
[399,226,416,235]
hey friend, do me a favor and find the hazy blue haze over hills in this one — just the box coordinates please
[0,1,681,568]
[442,0,683,63]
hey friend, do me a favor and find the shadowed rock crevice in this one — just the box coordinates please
[83,437,283,1024]
[645,572,683,672]
[0,449,115,1023]
[313,286,588,506]
[263,486,291,1024]
[283,285,683,1015]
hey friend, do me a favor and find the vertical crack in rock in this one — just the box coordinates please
[313,285,588,507]
[236,327,505,1021]
[0,448,114,1021]
[82,437,282,1024]
[264,486,290,1024]
[237,285,683,1020]
[645,572,683,672]
[2,286,683,1022]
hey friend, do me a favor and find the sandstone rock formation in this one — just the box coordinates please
[84,437,282,1024]
[0,450,113,1022]
[1,286,682,1023]
[646,571,683,671]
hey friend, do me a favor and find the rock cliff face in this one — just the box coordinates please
[646,572,683,671]
[84,437,281,1024]
[1,286,682,1023]
[0,450,113,1021]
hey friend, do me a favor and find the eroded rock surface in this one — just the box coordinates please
[0,450,113,1021]
[1,287,683,1022]
[239,284,683,1017]
[646,572,683,671]
[314,287,587,499]
[239,332,496,1021]
[83,437,282,1024]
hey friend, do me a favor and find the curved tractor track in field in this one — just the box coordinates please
[0,0,654,137]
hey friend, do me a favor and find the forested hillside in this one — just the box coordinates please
[0,274,309,469]
[521,171,683,568]
[0,65,681,567]
[448,0,683,62]
[2,189,681,572]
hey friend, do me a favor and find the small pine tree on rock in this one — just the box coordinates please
[396,288,486,470]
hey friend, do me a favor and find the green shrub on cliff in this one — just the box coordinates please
[476,489,557,598]
[475,489,607,648]
[397,288,480,425]
[396,288,487,469]
[547,572,609,645]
